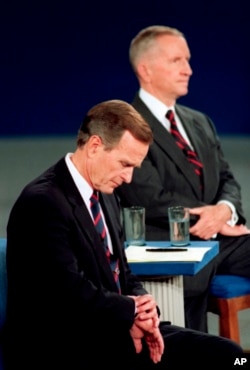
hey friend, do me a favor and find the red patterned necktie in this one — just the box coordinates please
[90,191,121,293]
[166,109,203,188]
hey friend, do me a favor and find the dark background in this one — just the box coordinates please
[1,0,249,136]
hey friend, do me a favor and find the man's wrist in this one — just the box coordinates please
[217,200,238,225]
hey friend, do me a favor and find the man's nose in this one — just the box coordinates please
[184,60,192,75]
[122,168,134,184]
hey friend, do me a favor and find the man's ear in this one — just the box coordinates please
[87,135,103,156]
[137,61,152,83]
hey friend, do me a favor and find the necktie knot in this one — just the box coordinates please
[166,109,175,124]
[90,190,98,202]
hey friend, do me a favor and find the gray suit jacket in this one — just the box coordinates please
[117,94,245,240]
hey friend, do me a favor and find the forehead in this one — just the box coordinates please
[112,131,149,164]
[154,34,190,56]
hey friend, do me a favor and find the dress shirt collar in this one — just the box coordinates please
[139,88,175,131]
[65,153,93,216]
[138,88,192,145]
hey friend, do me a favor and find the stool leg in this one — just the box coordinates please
[218,302,240,344]
[219,314,240,344]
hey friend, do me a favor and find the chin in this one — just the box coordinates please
[178,89,188,97]
[103,187,115,194]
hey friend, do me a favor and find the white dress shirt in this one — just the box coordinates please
[139,88,193,148]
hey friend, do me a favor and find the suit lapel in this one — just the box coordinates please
[176,105,210,199]
[55,159,119,290]
[133,95,202,198]
[175,105,205,162]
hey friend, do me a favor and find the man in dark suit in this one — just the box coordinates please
[116,25,250,332]
[4,100,242,369]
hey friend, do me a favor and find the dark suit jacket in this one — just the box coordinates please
[5,157,148,369]
[117,94,245,241]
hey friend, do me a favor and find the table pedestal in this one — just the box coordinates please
[141,275,185,326]
[127,241,219,327]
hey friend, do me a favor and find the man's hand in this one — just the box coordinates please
[129,321,144,354]
[219,223,250,236]
[130,320,164,363]
[189,204,232,239]
[144,327,164,363]
[130,294,159,327]
[129,294,163,362]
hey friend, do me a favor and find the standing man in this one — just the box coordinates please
[4,100,242,370]
[116,25,250,331]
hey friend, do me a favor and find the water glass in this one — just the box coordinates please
[168,206,190,246]
[123,206,146,246]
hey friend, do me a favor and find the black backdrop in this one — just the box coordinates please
[1,0,249,136]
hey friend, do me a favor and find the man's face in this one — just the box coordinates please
[140,34,193,104]
[88,131,149,194]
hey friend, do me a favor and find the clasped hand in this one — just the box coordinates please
[129,294,164,363]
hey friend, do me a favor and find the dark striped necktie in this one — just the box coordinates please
[90,191,121,293]
[166,109,203,188]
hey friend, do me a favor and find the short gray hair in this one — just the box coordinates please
[129,25,184,74]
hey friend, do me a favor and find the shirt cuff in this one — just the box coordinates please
[217,200,239,226]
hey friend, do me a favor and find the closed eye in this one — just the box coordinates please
[121,161,133,168]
